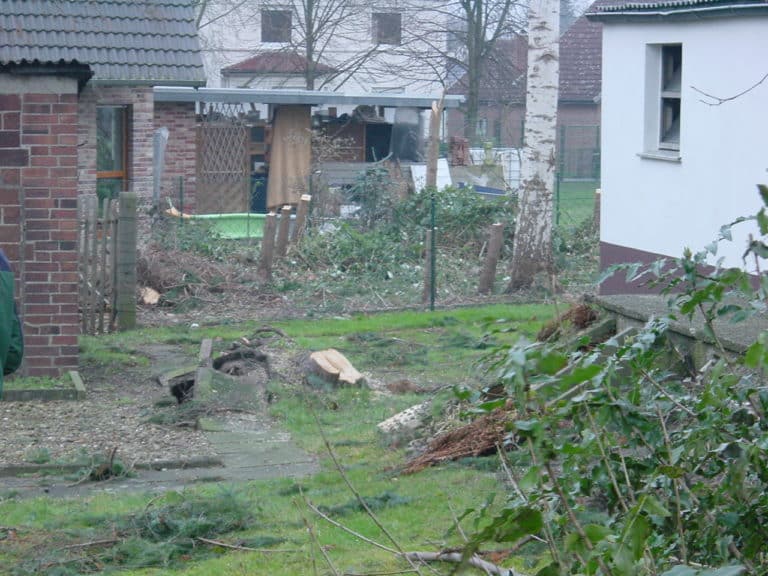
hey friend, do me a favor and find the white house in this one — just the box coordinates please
[586,0,768,294]
[197,0,451,97]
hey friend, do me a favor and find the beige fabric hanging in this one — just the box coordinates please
[266,105,311,211]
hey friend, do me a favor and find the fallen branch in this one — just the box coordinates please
[196,536,298,553]
[304,498,398,555]
[59,538,120,550]
[403,551,521,575]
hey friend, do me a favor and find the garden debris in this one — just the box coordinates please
[402,402,516,474]
[537,302,598,342]
[377,401,433,447]
[302,348,365,387]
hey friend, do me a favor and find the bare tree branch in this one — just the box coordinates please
[691,72,768,106]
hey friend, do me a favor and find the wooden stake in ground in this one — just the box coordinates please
[258,212,277,282]
[479,222,504,294]
[276,205,292,257]
[292,194,311,243]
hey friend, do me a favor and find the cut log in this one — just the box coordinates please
[140,286,161,305]
[303,349,365,387]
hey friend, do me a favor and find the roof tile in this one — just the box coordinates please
[0,0,205,84]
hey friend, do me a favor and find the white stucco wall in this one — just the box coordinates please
[600,15,768,269]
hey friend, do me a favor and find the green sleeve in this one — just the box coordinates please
[5,303,23,375]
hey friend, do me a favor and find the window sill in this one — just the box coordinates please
[637,151,681,163]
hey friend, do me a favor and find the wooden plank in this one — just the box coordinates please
[478,223,504,295]
[275,205,292,257]
[97,199,111,333]
[116,192,137,331]
[258,212,278,282]
[78,196,91,333]
[88,197,99,335]
[292,194,311,243]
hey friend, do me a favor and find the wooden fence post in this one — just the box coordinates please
[291,194,311,243]
[258,212,278,282]
[478,222,504,294]
[275,205,292,257]
[115,192,137,331]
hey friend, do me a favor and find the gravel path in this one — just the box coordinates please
[0,357,216,472]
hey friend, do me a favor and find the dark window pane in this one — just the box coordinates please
[262,10,292,43]
[373,12,401,46]
[97,107,125,171]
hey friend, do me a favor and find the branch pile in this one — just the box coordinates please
[403,402,516,474]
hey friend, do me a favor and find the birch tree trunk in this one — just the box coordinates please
[506,0,559,291]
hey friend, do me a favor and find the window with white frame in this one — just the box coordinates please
[262,9,291,43]
[372,12,402,45]
[644,43,682,156]
[659,44,681,150]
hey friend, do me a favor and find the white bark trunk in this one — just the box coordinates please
[508,0,560,291]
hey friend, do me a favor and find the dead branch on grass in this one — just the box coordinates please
[196,536,299,553]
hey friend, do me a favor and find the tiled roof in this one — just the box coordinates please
[447,6,603,104]
[222,52,337,75]
[559,7,603,102]
[588,0,768,16]
[0,0,205,85]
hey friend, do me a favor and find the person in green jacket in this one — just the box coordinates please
[0,249,23,398]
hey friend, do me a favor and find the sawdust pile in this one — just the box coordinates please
[403,403,516,474]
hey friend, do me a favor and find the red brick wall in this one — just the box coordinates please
[154,102,198,212]
[446,102,600,149]
[0,75,80,378]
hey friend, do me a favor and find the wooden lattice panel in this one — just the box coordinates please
[197,108,249,214]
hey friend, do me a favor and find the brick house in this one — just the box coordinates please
[0,0,205,378]
[445,7,603,177]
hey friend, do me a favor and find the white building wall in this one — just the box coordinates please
[600,16,768,269]
[198,0,448,97]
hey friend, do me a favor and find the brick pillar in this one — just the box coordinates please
[1,75,80,378]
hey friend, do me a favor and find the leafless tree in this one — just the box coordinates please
[194,0,393,91]
[385,0,526,143]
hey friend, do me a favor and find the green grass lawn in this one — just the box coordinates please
[556,179,599,227]
[1,304,554,576]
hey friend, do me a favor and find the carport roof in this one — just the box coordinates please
[153,86,463,109]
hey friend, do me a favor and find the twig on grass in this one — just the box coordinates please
[310,409,425,576]
[304,498,398,555]
[59,538,120,550]
[196,536,298,553]
[295,496,340,576]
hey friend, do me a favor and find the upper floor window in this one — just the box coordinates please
[373,12,402,45]
[659,44,681,150]
[262,9,291,43]
[643,43,682,159]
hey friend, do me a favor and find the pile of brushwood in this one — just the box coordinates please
[418,187,768,575]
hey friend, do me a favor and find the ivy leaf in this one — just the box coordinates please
[475,506,543,543]
[618,509,649,561]
[535,563,560,576]
[700,567,746,576]
[758,183,768,207]
[758,208,768,235]
[661,567,699,576]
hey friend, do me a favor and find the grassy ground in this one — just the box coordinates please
[0,304,554,576]
[555,179,599,227]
